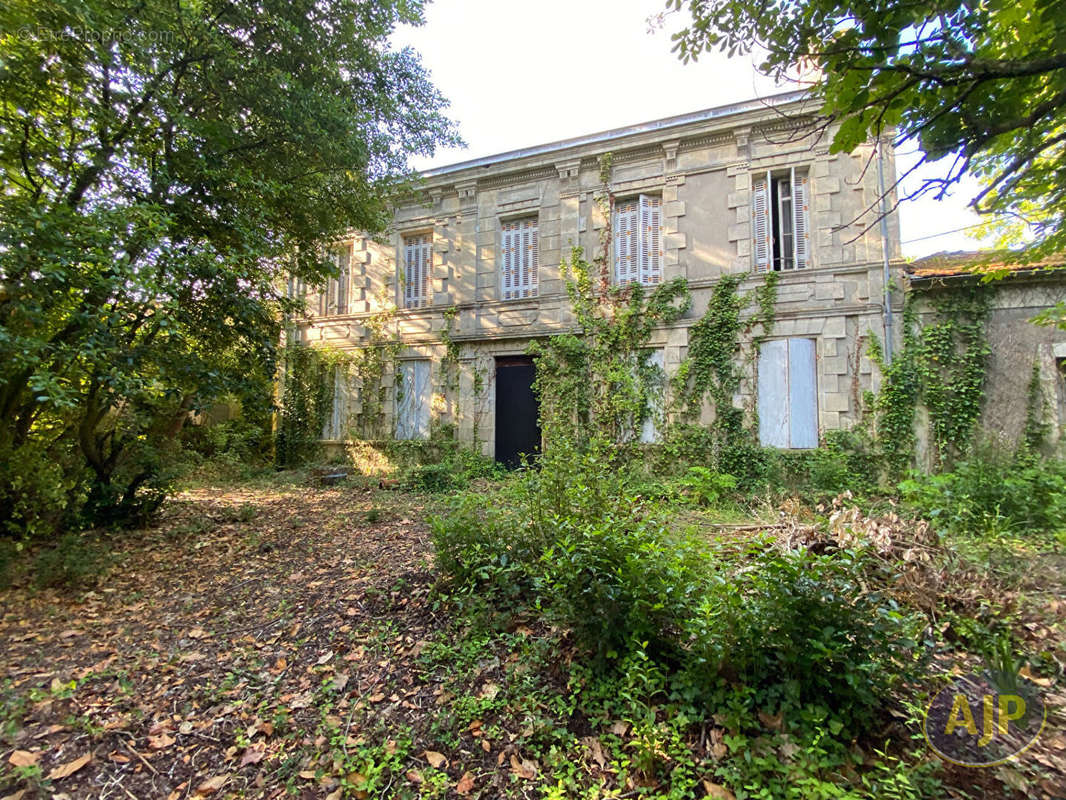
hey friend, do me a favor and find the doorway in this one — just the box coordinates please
[494,356,540,468]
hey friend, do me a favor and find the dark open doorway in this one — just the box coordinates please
[494,356,540,469]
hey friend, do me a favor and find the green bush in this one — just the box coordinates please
[683,542,921,727]
[900,449,1066,538]
[400,446,499,493]
[766,429,879,502]
[541,515,707,661]
[0,441,88,539]
[433,438,921,728]
[677,466,738,506]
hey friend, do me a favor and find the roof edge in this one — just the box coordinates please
[421,89,812,179]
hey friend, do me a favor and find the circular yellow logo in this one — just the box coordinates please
[924,673,1046,767]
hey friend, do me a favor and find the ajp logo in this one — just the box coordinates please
[924,671,1046,766]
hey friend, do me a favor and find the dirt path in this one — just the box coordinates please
[1,484,459,799]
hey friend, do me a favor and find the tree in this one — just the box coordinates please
[0,0,457,535]
[665,0,1066,260]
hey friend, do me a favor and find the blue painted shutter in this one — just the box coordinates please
[758,339,789,447]
[396,360,431,440]
[758,338,818,448]
[788,338,817,447]
[640,349,666,444]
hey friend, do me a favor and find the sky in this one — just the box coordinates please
[392,0,993,260]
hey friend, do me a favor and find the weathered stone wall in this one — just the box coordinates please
[295,96,908,456]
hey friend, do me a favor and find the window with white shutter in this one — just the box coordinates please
[500,217,539,299]
[751,168,811,272]
[333,245,350,315]
[395,360,431,440]
[615,194,661,286]
[322,366,349,440]
[402,233,432,309]
[316,246,352,316]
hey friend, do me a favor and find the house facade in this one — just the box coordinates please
[294,91,906,463]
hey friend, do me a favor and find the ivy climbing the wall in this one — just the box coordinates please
[871,285,992,473]
[530,154,691,453]
[275,309,402,466]
[275,343,350,467]
[348,309,403,440]
[667,271,777,487]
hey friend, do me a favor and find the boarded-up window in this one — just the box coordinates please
[322,367,349,440]
[395,360,431,440]
[640,349,666,444]
[403,234,431,309]
[614,195,662,286]
[500,217,539,299]
[758,338,817,448]
[752,168,810,273]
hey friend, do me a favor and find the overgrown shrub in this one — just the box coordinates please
[767,429,880,501]
[0,441,87,539]
[394,432,501,493]
[684,542,922,727]
[900,448,1066,538]
[432,437,922,729]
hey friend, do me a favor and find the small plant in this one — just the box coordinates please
[678,466,737,506]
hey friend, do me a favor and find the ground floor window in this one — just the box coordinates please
[758,338,817,448]
[640,349,666,444]
[322,367,349,440]
[395,360,431,440]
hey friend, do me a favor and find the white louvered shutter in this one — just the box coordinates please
[752,173,771,273]
[528,220,539,297]
[419,236,430,306]
[335,246,350,314]
[519,220,531,297]
[500,221,515,299]
[615,199,639,284]
[638,194,662,285]
[502,218,539,299]
[403,234,431,308]
[792,171,810,270]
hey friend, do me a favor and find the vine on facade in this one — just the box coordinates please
[870,286,992,472]
[531,153,692,452]
[349,309,404,439]
[275,343,350,466]
[668,271,778,484]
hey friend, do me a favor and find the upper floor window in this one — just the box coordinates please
[753,168,810,272]
[402,233,431,309]
[318,245,351,316]
[614,194,662,286]
[500,217,539,300]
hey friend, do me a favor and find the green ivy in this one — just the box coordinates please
[668,271,777,486]
[530,154,692,454]
[275,343,348,467]
[275,309,402,466]
[348,309,403,439]
[871,286,992,473]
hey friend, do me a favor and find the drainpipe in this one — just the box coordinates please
[877,138,894,364]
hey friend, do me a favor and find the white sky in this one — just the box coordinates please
[393,0,992,259]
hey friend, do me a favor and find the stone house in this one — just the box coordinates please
[294,90,909,465]
[904,253,1066,461]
